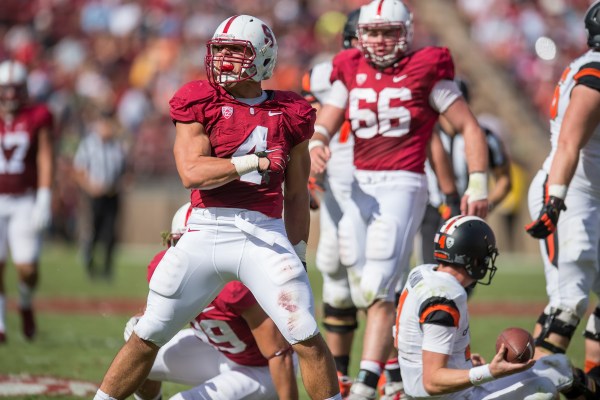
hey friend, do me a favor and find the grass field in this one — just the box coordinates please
[0,242,588,399]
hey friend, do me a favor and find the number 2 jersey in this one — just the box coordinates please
[0,104,53,194]
[169,80,315,218]
[148,250,268,367]
[543,49,600,193]
[327,47,456,173]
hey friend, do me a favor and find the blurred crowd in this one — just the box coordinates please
[0,0,595,241]
[456,0,592,119]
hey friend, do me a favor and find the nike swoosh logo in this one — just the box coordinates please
[393,75,407,83]
[268,111,283,116]
[202,306,215,312]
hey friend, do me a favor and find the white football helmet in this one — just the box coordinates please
[169,202,191,246]
[205,15,277,87]
[0,60,28,112]
[358,0,413,67]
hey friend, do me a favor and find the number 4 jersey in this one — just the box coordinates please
[147,250,269,367]
[169,80,315,218]
[328,46,456,173]
[0,104,53,194]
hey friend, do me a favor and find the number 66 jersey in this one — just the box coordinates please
[327,46,455,173]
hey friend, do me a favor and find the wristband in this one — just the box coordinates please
[308,139,325,152]
[465,172,488,203]
[469,364,494,386]
[293,240,307,263]
[231,154,259,176]
[314,124,330,140]
[548,184,567,200]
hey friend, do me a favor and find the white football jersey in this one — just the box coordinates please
[543,49,600,193]
[395,264,473,399]
[306,61,354,184]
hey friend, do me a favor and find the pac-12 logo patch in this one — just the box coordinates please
[356,74,367,85]
[221,106,234,119]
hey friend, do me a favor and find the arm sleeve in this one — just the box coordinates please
[574,62,600,91]
[324,80,349,109]
[422,323,457,355]
[429,79,462,113]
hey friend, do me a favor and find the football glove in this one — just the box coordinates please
[308,176,324,210]
[256,148,289,184]
[525,196,566,239]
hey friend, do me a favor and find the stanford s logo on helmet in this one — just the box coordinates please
[358,0,413,67]
[434,215,499,285]
[585,1,600,49]
[205,15,277,87]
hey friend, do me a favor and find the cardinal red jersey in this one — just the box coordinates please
[0,104,53,194]
[147,250,268,367]
[169,80,315,218]
[330,46,454,173]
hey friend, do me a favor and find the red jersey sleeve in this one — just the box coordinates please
[169,80,215,124]
[214,281,258,315]
[34,104,53,130]
[330,48,362,87]
[284,93,316,147]
[146,250,168,283]
[430,47,455,83]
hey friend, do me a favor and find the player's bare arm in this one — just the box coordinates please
[548,84,600,188]
[488,162,512,212]
[36,126,53,189]
[309,103,345,175]
[428,129,458,198]
[173,120,264,190]
[441,98,489,217]
[242,304,298,400]
[284,140,311,245]
[421,345,534,396]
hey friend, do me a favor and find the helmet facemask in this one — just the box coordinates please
[464,247,498,286]
[358,22,409,67]
[205,39,257,87]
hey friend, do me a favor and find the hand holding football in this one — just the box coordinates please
[495,327,535,363]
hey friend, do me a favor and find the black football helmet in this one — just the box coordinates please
[342,8,361,49]
[586,1,600,49]
[433,215,499,285]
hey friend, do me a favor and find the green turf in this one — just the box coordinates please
[0,242,588,399]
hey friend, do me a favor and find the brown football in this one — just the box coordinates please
[495,327,535,363]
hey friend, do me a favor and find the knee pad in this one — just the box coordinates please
[322,304,358,334]
[322,278,353,309]
[584,307,600,342]
[365,217,397,261]
[535,307,580,354]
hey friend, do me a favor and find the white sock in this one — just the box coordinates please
[18,282,33,309]
[0,295,5,332]
[94,389,118,400]
[359,360,383,375]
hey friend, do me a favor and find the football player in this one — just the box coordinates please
[525,1,600,394]
[301,9,360,398]
[395,215,580,399]
[0,60,53,343]
[94,15,341,400]
[308,1,489,398]
[125,203,298,400]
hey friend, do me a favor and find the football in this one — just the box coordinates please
[495,327,535,363]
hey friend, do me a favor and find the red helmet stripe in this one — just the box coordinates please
[443,215,464,233]
[376,0,385,16]
[222,15,239,33]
